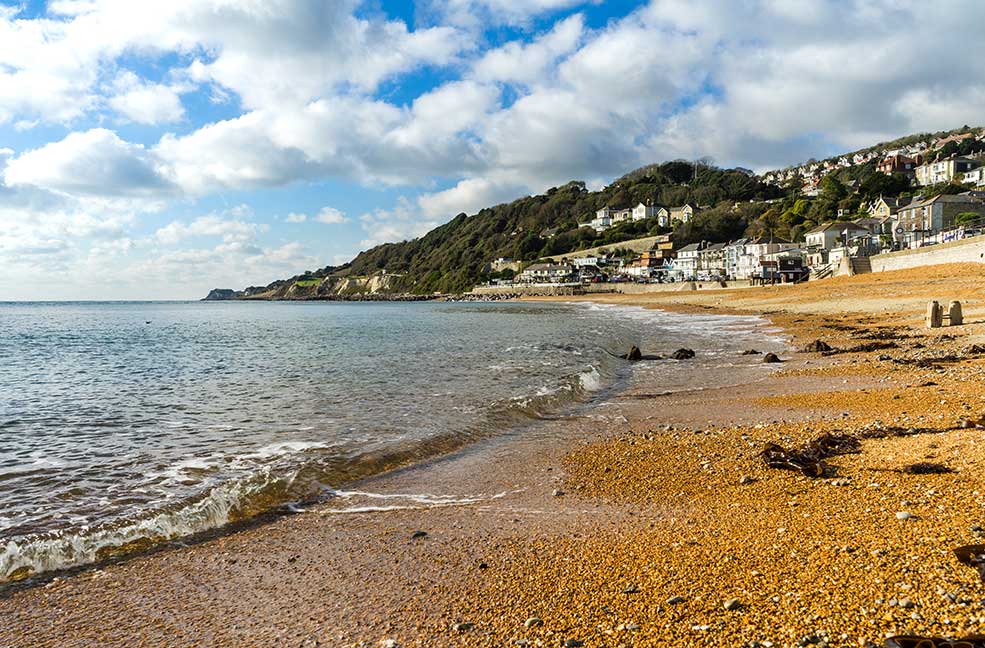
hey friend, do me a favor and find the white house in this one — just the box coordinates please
[804,222,870,251]
[674,243,702,280]
[914,156,978,186]
[519,263,576,283]
[735,236,801,279]
[632,202,661,221]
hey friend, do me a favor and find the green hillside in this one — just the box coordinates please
[257,161,781,296]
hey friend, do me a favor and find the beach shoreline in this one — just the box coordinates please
[4,263,985,647]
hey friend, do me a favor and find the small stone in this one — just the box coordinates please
[667,596,686,605]
[411,530,428,539]
[380,640,398,648]
[739,475,755,485]
[724,598,742,611]
[625,623,640,631]
[524,617,544,629]
[564,640,584,648]
[763,353,783,363]
[552,489,564,497]
[896,511,913,520]
[899,598,914,609]
[622,586,640,594]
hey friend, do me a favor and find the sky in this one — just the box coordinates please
[2,0,984,300]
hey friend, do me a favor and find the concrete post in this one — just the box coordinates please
[926,301,943,328]
[949,301,963,326]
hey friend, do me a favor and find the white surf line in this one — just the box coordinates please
[314,489,523,515]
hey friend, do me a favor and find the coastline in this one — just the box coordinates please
[4,263,985,647]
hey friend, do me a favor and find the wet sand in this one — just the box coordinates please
[4,263,985,647]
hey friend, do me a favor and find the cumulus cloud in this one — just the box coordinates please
[108,71,186,124]
[154,213,262,245]
[6,0,985,295]
[3,129,174,200]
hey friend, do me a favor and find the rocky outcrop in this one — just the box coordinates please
[203,288,242,301]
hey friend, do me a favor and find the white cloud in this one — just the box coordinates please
[313,207,348,224]
[358,197,440,248]
[3,128,174,200]
[154,213,261,245]
[108,72,186,124]
[285,212,307,223]
[472,13,584,84]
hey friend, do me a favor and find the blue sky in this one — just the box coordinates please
[1,0,983,299]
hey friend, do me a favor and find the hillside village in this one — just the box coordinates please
[208,125,985,301]
[492,127,985,290]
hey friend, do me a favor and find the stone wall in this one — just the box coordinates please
[869,235,985,273]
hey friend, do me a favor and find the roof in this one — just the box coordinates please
[745,236,793,245]
[805,221,869,235]
[702,243,726,252]
[901,193,984,210]
[523,263,572,272]
[677,243,702,252]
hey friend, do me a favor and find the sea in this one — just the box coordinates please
[0,300,784,582]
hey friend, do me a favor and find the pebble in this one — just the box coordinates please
[899,598,914,609]
[552,489,564,497]
[410,530,428,539]
[724,598,742,611]
[667,596,685,605]
[452,622,474,632]
[564,640,584,648]
[622,586,640,594]
[740,475,755,485]
[524,617,543,628]
[379,640,398,648]
[896,511,913,520]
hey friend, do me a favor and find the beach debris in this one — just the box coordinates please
[846,341,899,353]
[723,598,742,611]
[802,340,833,353]
[740,349,762,355]
[759,433,860,478]
[666,595,686,605]
[671,348,695,360]
[524,617,544,628]
[954,544,985,582]
[763,353,783,363]
[411,530,428,540]
[885,635,985,648]
[623,346,643,361]
[901,462,954,475]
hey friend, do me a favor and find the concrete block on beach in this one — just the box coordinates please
[926,301,943,328]
[949,301,963,326]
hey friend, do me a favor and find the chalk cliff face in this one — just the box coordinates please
[203,273,408,301]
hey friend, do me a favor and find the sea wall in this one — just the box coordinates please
[869,234,985,273]
[469,280,752,297]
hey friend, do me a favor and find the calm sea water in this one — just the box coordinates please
[0,300,782,582]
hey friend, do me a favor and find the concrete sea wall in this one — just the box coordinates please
[869,235,985,273]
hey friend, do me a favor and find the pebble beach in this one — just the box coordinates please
[4,263,985,648]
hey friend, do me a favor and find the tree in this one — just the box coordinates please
[956,211,982,225]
